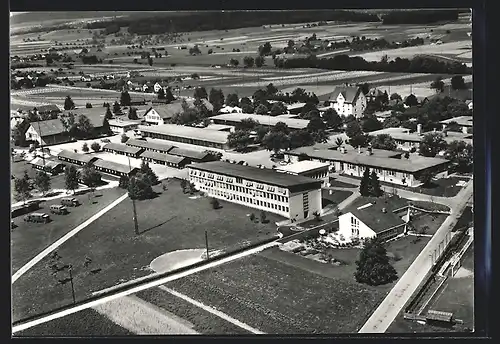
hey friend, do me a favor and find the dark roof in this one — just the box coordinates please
[138,124,229,144]
[188,161,323,189]
[126,139,174,153]
[93,159,138,174]
[331,86,362,104]
[36,104,60,113]
[30,119,66,137]
[29,157,64,169]
[57,150,98,164]
[168,147,210,160]
[103,143,143,155]
[61,108,106,128]
[140,150,187,164]
[130,97,147,104]
[145,104,183,120]
[350,203,406,234]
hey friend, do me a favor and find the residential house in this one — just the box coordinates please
[36,104,61,117]
[439,116,473,134]
[25,119,72,146]
[329,86,367,118]
[466,100,473,110]
[219,105,243,114]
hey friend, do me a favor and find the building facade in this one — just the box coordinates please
[276,161,330,187]
[108,119,139,134]
[329,86,367,118]
[188,162,323,221]
[139,125,230,150]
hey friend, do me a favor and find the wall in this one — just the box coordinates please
[288,188,322,222]
[25,126,41,144]
[338,212,376,241]
[144,109,162,125]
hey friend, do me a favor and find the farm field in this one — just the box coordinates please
[11,179,283,322]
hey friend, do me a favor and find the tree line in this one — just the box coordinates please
[381,9,459,25]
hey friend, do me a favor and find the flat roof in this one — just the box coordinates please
[188,161,322,189]
[211,113,310,130]
[439,116,473,127]
[138,124,230,144]
[126,139,174,153]
[93,159,137,174]
[202,124,234,131]
[276,160,330,174]
[169,147,210,160]
[286,147,450,173]
[108,119,140,127]
[289,145,401,159]
[140,150,187,164]
[370,127,473,145]
[57,150,98,163]
[103,143,143,155]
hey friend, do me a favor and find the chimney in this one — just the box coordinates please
[382,207,387,213]
[417,124,422,135]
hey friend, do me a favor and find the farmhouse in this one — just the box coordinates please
[329,86,367,118]
[276,161,330,187]
[144,104,182,125]
[25,119,72,146]
[138,124,230,150]
[93,159,139,177]
[61,108,110,136]
[284,145,451,187]
[35,104,61,116]
[140,150,189,168]
[103,143,144,158]
[211,113,310,130]
[168,147,215,163]
[29,157,65,174]
[126,138,175,154]
[338,202,408,242]
[108,119,140,134]
[57,150,99,166]
[188,161,323,221]
[439,116,473,134]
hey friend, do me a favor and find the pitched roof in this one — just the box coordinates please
[30,119,66,137]
[36,104,61,113]
[145,104,183,120]
[93,159,138,174]
[188,161,323,189]
[29,157,64,169]
[439,116,473,127]
[57,150,98,164]
[349,203,406,234]
[168,147,210,160]
[61,108,107,128]
[126,139,174,153]
[140,150,187,164]
[331,86,362,104]
[103,143,143,155]
[108,119,139,127]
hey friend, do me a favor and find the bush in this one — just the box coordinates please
[210,197,220,209]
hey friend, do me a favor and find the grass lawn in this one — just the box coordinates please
[15,308,132,337]
[135,287,251,335]
[11,187,126,273]
[321,189,353,208]
[12,179,283,322]
[409,213,449,235]
[163,234,430,334]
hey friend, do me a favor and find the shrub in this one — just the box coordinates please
[210,197,220,209]
[249,213,256,222]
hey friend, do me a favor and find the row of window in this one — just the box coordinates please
[142,132,223,149]
[190,170,285,194]
[199,185,290,212]
[191,176,289,203]
[351,216,360,236]
[304,171,328,180]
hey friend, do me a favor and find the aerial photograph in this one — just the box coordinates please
[10,9,474,336]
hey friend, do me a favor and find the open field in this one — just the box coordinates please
[12,179,283,321]
[14,308,132,337]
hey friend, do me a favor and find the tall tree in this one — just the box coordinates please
[307,117,326,132]
[405,94,419,107]
[361,116,383,132]
[359,167,371,196]
[14,171,33,204]
[451,75,466,90]
[80,165,101,191]
[112,101,121,114]
[157,88,165,99]
[270,102,286,116]
[128,107,138,120]
[120,91,131,106]
[323,108,342,130]
[228,131,251,152]
[128,172,154,200]
[370,134,397,151]
[64,96,75,110]
[194,87,208,100]
[209,88,225,113]
[77,114,94,137]
[419,132,447,157]
[225,93,240,107]
[255,55,265,67]
[105,107,113,120]
[243,56,255,68]
[254,104,269,115]
[165,87,175,103]
[140,160,159,186]
[263,131,290,154]
[430,76,445,93]
[82,142,89,153]
[444,140,473,172]
[85,102,93,108]
[90,142,101,152]
[334,137,344,147]
[355,238,398,286]
[345,120,363,138]
[369,170,383,197]
[64,165,79,194]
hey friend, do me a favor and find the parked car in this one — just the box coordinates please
[279,161,288,166]
[101,138,111,143]
[61,197,80,207]
[24,213,50,223]
[50,204,69,215]
[237,160,245,165]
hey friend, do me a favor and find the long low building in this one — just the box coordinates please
[93,159,139,177]
[188,161,323,221]
[29,157,65,174]
[168,147,215,163]
[126,138,175,154]
[210,113,311,130]
[140,150,189,168]
[57,150,99,166]
[138,124,230,150]
[285,145,451,187]
[103,143,144,158]
[108,119,140,134]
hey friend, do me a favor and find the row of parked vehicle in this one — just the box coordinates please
[22,197,80,224]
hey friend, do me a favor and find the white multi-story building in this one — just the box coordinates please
[275,161,330,187]
[329,86,367,118]
[188,161,323,221]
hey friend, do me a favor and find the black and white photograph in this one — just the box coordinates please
[10,9,475,336]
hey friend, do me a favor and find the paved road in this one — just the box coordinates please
[358,180,473,333]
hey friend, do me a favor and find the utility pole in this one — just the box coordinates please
[36,120,46,167]
[205,230,210,260]
[127,156,140,235]
[68,265,76,304]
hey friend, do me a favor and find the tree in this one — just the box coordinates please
[323,109,342,130]
[128,107,138,120]
[210,197,220,209]
[46,55,53,66]
[82,142,89,153]
[258,42,272,56]
[243,56,255,68]
[355,238,398,286]
[263,131,290,154]
[417,170,435,186]
[307,117,326,132]
[350,134,370,148]
[255,104,269,115]
[313,129,329,143]
[64,96,75,110]
[289,129,314,149]
[419,132,447,157]
[180,179,188,193]
[120,91,131,106]
[77,115,94,137]
[225,93,239,107]
[249,213,256,222]
[370,134,397,150]
[80,165,101,190]
[229,58,239,67]
[228,131,251,152]
[390,93,402,101]
[85,103,93,108]
[255,55,265,67]
[194,87,208,100]
[345,120,363,138]
[405,94,419,107]
[359,167,371,196]
[140,160,159,186]
[148,57,153,66]
[265,83,279,96]
[444,140,473,172]
[165,88,175,103]
[14,171,33,204]
[430,76,445,93]
[112,101,121,114]
[209,88,225,113]
[121,134,129,143]
[369,170,383,197]
[361,116,383,132]
[451,75,466,90]
[260,211,267,223]
[90,142,101,152]
[64,165,79,194]
[105,107,113,120]
[382,116,401,128]
[189,45,201,56]
[157,88,165,100]
[335,137,344,147]
[270,102,286,116]
[128,172,154,200]
[34,170,51,195]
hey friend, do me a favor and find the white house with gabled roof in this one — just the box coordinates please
[329,86,367,118]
